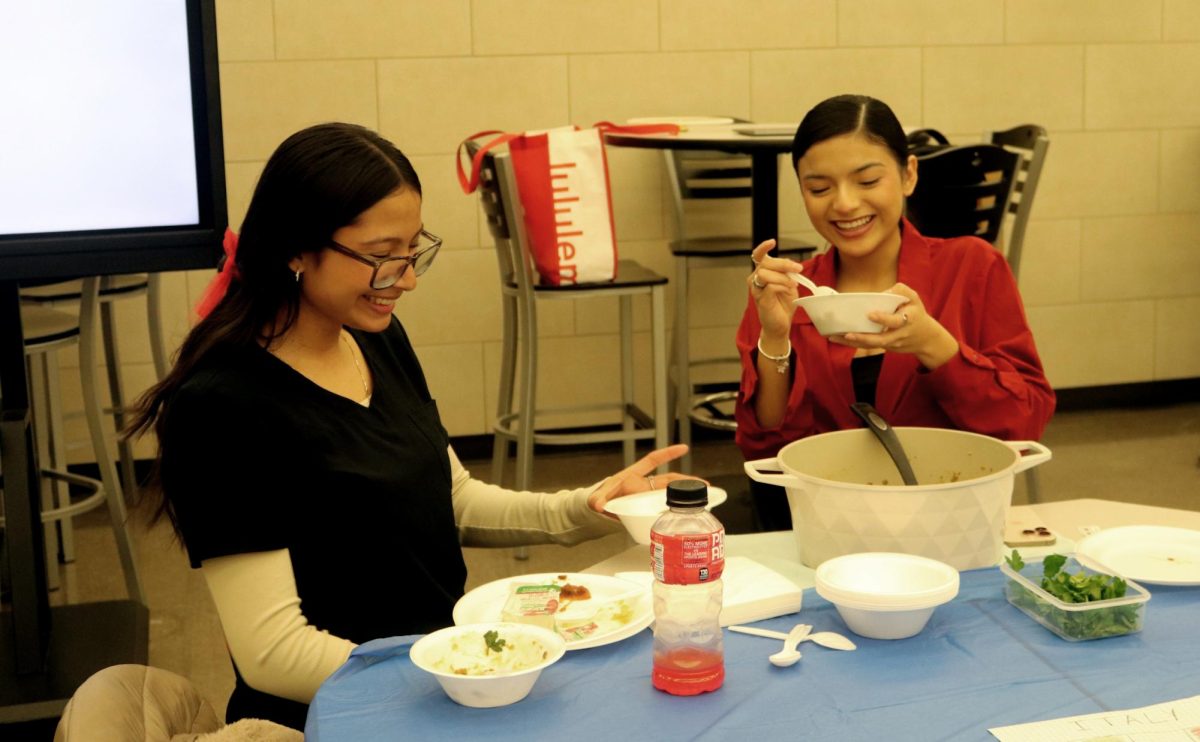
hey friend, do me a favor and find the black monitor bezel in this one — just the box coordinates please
[0,0,226,282]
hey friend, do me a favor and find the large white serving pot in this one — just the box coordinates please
[744,428,1051,571]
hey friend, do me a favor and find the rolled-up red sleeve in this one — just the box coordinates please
[922,255,1055,441]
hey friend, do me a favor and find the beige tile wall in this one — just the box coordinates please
[59,0,1200,457]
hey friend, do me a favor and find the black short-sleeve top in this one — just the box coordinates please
[160,317,467,642]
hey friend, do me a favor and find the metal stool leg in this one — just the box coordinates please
[619,296,635,467]
[28,353,61,591]
[515,297,537,494]
[146,273,169,380]
[672,255,692,472]
[100,295,138,500]
[43,350,75,562]
[79,278,146,605]
[1024,469,1042,504]
[651,285,669,473]
[512,294,537,561]
[491,293,518,487]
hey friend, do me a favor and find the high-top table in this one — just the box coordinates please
[306,499,1200,741]
[604,123,797,248]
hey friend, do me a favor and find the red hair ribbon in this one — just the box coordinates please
[195,228,239,320]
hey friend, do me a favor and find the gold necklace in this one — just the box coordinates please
[340,330,370,400]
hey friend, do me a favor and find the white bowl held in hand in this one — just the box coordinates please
[409,622,566,708]
[793,292,907,336]
[603,487,728,545]
[814,552,959,640]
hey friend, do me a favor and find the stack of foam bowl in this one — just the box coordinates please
[744,427,1052,571]
[815,552,960,639]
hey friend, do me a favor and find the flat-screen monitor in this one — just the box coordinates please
[0,0,226,281]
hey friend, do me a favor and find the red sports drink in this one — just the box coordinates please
[650,480,724,695]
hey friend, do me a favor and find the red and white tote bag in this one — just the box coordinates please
[457,122,678,285]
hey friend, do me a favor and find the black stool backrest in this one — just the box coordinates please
[905,143,1020,245]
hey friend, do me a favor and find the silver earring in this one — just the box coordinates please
[294,269,301,283]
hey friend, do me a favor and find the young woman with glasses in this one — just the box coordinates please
[129,122,689,730]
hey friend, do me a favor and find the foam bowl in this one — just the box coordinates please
[603,486,728,545]
[814,552,959,640]
[409,622,566,708]
[793,292,907,336]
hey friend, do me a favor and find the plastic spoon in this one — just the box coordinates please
[789,272,837,297]
[729,625,857,651]
[806,631,857,651]
[768,623,812,667]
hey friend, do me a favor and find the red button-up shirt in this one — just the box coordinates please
[734,220,1056,461]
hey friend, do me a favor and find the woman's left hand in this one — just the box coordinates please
[829,283,959,370]
[587,444,702,515]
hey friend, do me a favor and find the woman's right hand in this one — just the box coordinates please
[748,239,806,340]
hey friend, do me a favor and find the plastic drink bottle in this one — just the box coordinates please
[650,479,724,695]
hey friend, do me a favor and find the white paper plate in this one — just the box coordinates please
[1077,525,1200,585]
[453,572,653,650]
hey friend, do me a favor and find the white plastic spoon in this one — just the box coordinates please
[806,631,857,651]
[768,623,812,667]
[789,272,837,297]
[729,625,857,651]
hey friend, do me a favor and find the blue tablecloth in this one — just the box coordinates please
[306,568,1200,741]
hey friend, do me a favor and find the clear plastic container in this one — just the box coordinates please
[1000,554,1150,642]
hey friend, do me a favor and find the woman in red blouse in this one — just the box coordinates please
[735,95,1055,527]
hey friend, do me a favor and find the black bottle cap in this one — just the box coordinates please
[666,479,708,508]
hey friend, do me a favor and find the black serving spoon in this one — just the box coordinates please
[849,402,919,486]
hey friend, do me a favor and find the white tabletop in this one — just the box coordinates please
[586,498,1200,589]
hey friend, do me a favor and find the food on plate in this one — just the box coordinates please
[559,583,591,602]
[557,597,636,642]
[430,629,553,676]
[499,576,637,641]
[501,584,560,629]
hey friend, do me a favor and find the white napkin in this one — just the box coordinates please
[615,556,803,627]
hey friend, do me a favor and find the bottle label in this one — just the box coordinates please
[650,528,725,584]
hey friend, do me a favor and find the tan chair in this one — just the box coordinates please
[663,148,816,470]
[55,664,303,741]
[470,143,671,496]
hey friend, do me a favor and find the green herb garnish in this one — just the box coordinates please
[483,630,507,653]
[1005,550,1139,640]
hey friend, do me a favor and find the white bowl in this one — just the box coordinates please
[814,552,959,640]
[603,487,728,545]
[793,292,907,336]
[409,622,566,708]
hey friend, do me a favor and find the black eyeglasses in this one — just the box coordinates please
[325,229,442,289]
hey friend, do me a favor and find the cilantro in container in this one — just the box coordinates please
[1000,550,1150,641]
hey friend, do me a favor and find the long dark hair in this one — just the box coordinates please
[127,122,422,530]
[791,94,909,170]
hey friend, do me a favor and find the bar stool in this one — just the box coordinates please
[20,273,167,502]
[470,145,671,495]
[1,278,146,603]
[663,149,815,470]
